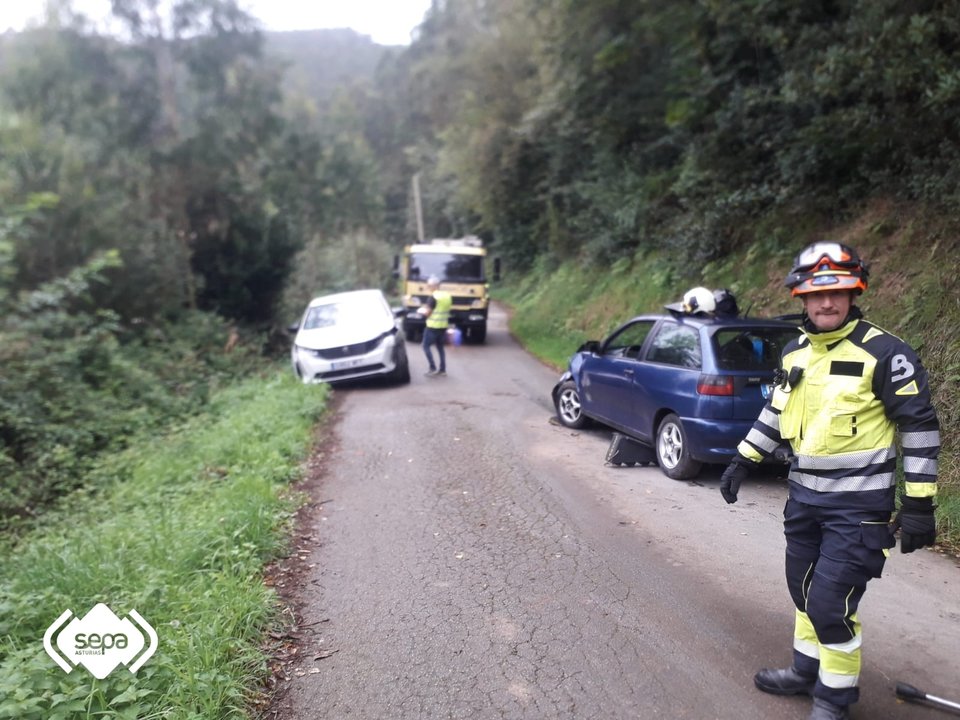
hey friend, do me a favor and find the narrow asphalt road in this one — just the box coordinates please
[270,303,959,720]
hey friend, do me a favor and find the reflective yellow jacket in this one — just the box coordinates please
[738,312,939,510]
[426,291,452,329]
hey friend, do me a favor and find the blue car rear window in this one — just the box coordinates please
[713,328,799,371]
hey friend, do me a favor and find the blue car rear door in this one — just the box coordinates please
[627,320,703,442]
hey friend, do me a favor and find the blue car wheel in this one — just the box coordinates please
[555,380,589,429]
[655,413,702,480]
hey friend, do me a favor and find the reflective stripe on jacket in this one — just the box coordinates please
[426,291,452,329]
[738,316,939,510]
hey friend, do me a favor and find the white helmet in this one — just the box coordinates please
[682,286,716,315]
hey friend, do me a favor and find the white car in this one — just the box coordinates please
[290,289,410,385]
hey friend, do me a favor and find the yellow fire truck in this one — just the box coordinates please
[393,236,500,344]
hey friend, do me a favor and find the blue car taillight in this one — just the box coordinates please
[697,374,735,396]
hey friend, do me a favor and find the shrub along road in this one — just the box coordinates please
[267,305,959,720]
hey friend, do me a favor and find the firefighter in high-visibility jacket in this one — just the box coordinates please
[719,242,939,720]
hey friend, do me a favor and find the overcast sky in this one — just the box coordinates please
[0,0,434,46]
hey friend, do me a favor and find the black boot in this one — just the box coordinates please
[754,666,816,696]
[808,697,850,720]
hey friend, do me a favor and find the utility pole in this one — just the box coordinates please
[412,173,425,242]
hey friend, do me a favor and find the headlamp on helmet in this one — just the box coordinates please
[784,242,868,296]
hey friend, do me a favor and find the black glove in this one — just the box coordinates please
[891,496,937,553]
[720,457,751,504]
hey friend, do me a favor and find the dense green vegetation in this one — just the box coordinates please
[1,0,959,715]
[0,372,327,719]
[0,251,266,528]
[0,4,388,522]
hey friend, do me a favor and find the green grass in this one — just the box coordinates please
[0,370,329,720]
[496,250,675,370]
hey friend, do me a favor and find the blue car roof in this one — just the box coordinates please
[627,311,800,328]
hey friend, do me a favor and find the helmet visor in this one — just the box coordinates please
[793,242,860,273]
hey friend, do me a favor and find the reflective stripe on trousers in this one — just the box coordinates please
[783,499,893,706]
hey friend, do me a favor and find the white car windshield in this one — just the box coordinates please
[303,297,384,330]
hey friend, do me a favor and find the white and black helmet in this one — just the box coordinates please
[682,286,716,315]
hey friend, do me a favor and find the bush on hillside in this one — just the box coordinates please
[0,254,262,527]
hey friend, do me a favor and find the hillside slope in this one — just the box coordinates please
[263,28,393,112]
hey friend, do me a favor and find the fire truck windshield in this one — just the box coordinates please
[408,253,484,283]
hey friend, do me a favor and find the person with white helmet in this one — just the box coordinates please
[719,242,940,720]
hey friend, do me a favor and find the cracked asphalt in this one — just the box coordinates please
[269,304,960,720]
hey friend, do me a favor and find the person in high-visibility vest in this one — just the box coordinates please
[421,275,452,377]
[719,242,940,720]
